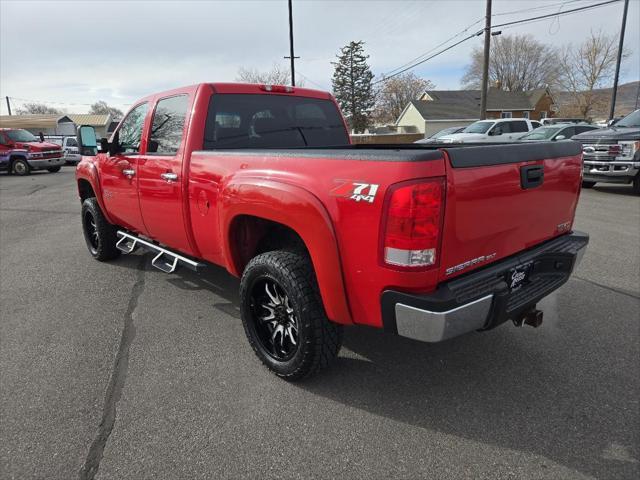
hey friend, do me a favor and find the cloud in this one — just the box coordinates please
[1,0,638,114]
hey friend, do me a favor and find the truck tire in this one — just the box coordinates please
[11,158,30,176]
[633,175,640,195]
[240,250,343,380]
[581,181,596,188]
[81,197,121,261]
[47,166,61,173]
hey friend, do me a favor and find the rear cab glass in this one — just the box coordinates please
[203,94,349,149]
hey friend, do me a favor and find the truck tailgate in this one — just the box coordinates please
[439,142,583,281]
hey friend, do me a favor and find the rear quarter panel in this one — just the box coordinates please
[188,150,446,328]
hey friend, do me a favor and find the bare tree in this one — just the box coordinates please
[373,72,434,125]
[16,103,62,115]
[462,34,560,91]
[558,30,626,119]
[236,63,304,86]
[89,101,124,121]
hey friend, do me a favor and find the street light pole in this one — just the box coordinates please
[5,96,12,115]
[479,0,492,120]
[609,0,629,121]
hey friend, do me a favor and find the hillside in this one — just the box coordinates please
[555,81,639,119]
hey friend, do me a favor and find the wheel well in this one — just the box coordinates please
[228,215,308,274]
[77,179,95,202]
[9,155,26,164]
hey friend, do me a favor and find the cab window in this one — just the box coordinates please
[510,121,529,133]
[148,95,189,155]
[117,103,148,154]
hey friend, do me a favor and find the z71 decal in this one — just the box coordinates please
[330,180,379,204]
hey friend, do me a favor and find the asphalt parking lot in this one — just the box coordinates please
[1,168,638,480]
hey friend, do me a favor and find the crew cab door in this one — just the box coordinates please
[99,102,149,234]
[137,94,194,254]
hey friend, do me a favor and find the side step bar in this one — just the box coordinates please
[116,231,205,274]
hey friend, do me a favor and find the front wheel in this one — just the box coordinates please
[240,250,343,380]
[633,175,640,195]
[581,181,596,188]
[81,197,121,261]
[47,166,61,173]
[12,158,30,176]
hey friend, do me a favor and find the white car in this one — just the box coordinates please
[438,118,541,143]
[43,135,81,165]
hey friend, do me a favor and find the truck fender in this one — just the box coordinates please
[76,161,116,225]
[219,179,353,325]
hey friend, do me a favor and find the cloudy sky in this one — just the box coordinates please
[1,0,638,115]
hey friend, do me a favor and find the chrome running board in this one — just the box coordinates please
[116,230,205,273]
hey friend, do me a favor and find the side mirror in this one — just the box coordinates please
[39,132,45,142]
[555,135,566,141]
[77,125,98,155]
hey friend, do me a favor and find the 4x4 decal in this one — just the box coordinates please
[330,180,379,204]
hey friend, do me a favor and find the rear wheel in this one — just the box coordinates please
[47,166,61,173]
[12,158,30,176]
[240,250,343,380]
[81,197,120,261]
[581,181,596,188]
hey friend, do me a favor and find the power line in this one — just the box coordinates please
[296,71,328,90]
[492,0,588,17]
[374,0,623,85]
[381,16,485,78]
[7,96,131,108]
[492,0,621,29]
[374,32,481,85]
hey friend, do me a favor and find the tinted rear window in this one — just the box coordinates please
[203,94,349,149]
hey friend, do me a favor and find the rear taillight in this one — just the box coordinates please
[382,178,445,268]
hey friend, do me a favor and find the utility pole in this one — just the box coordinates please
[479,0,492,120]
[5,96,12,115]
[284,0,299,86]
[609,0,629,121]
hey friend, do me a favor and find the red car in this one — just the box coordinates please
[0,129,65,175]
[75,83,588,380]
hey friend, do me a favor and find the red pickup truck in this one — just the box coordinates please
[75,83,588,380]
[0,128,65,175]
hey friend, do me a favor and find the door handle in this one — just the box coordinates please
[122,168,135,177]
[160,172,178,182]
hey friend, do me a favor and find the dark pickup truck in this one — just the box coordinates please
[574,109,640,193]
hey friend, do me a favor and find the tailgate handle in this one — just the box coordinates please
[521,165,544,189]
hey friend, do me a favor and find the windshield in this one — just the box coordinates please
[521,126,563,140]
[615,110,640,128]
[431,127,460,139]
[5,129,38,142]
[462,121,495,134]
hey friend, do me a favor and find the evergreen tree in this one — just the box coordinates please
[331,41,375,133]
